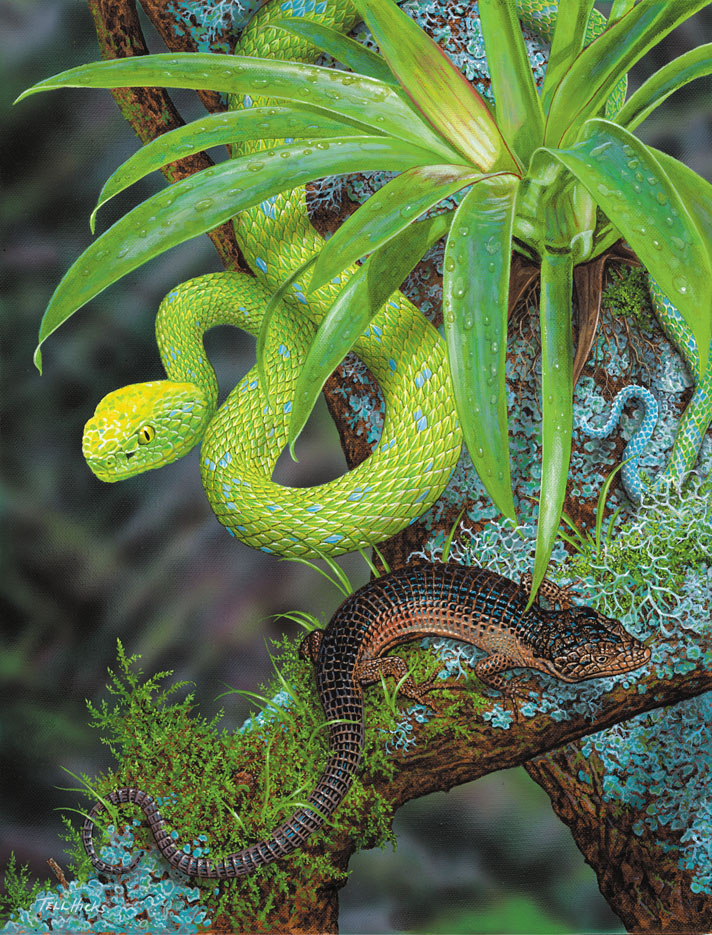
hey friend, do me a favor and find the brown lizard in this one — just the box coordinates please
[81,560,650,878]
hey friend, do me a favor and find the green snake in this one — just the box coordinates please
[82,0,711,554]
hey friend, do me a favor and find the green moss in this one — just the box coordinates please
[0,854,47,925]
[566,480,711,616]
[602,265,655,332]
[62,635,456,931]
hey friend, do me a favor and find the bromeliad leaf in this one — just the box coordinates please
[271,18,396,85]
[442,173,519,521]
[651,147,712,253]
[257,254,319,407]
[477,0,544,164]
[545,119,712,373]
[615,43,712,132]
[539,0,596,113]
[32,135,440,371]
[16,52,460,164]
[288,213,452,454]
[92,105,382,232]
[545,0,710,146]
[608,0,636,26]
[530,250,574,605]
[309,164,480,293]
[354,0,518,173]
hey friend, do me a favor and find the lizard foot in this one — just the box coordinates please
[520,573,579,610]
[356,655,446,713]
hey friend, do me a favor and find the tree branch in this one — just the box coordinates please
[214,625,711,933]
[86,0,246,272]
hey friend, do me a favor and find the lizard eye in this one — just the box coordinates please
[138,425,155,445]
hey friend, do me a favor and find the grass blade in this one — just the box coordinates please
[309,164,479,293]
[279,553,351,596]
[271,18,396,85]
[545,0,710,146]
[91,105,384,231]
[530,250,574,606]
[477,0,545,162]
[594,460,626,557]
[370,540,391,575]
[540,0,596,113]
[358,548,382,579]
[441,506,466,563]
[443,173,519,520]
[309,545,354,595]
[288,212,451,453]
[32,135,439,371]
[559,511,590,554]
[354,0,517,172]
[16,52,458,163]
[616,43,712,132]
[547,119,712,373]
[275,610,323,632]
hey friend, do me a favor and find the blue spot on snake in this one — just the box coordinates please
[260,198,278,219]
[415,368,432,388]
[255,256,267,273]
[413,409,428,431]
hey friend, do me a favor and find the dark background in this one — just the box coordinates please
[2,2,710,931]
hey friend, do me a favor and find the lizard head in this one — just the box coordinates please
[542,605,651,683]
[83,381,212,482]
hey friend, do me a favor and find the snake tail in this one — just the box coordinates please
[580,384,659,504]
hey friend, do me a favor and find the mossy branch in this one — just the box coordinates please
[36,625,711,934]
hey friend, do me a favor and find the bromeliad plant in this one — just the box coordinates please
[16,0,712,599]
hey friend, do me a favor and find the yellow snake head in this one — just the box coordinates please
[82,381,212,482]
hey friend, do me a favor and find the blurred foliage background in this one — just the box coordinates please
[1,1,709,931]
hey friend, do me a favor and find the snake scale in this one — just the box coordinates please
[80,0,712,548]
[82,560,650,878]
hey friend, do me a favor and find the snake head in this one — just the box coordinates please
[543,606,651,683]
[83,381,211,482]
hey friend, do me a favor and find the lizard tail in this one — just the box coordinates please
[81,717,365,879]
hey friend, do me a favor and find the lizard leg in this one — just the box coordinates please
[354,654,458,713]
[474,653,538,701]
[298,629,323,663]
[520,573,578,610]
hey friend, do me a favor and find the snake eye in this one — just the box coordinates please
[138,425,155,445]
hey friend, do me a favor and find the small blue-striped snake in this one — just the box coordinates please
[581,278,712,504]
